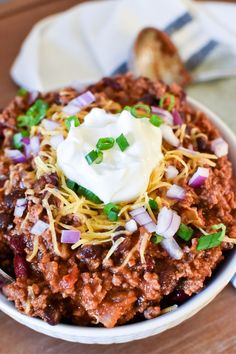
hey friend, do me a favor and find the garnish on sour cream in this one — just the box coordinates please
[57,108,163,204]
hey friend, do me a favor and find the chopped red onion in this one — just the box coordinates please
[125,219,138,233]
[63,91,96,115]
[21,137,30,145]
[62,104,79,115]
[14,135,39,162]
[30,136,40,155]
[24,142,31,159]
[156,207,173,235]
[211,137,228,157]
[144,221,157,233]
[130,207,156,233]
[19,181,26,189]
[31,220,49,235]
[14,198,27,217]
[160,124,180,147]
[130,207,146,217]
[156,207,181,238]
[28,91,39,105]
[151,106,173,125]
[5,149,26,163]
[163,211,181,238]
[50,134,64,149]
[166,165,179,179]
[61,230,81,244]
[172,109,183,125]
[42,119,60,131]
[21,137,32,159]
[14,205,26,217]
[156,206,182,259]
[166,184,186,200]
[134,212,152,226]
[16,198,27,207]
[161,238,183,260]
[72,91,95,107]
[188,167,209,188]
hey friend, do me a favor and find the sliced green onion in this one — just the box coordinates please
[116,133,129,152]
[17,99,48,127]
[17,87,28,97]
[13,131,30,149]
[148,199,158,211]
[85,150,99,165]
[77,185,102,204]
[151,233,164,244]
[104,202,120,221]
[85,149,103,165]
[197,231,223,251]
[95,150,103,164]
[65,115,80,130]
[177,224,193,241]
[131,104,151,118]
[212,223,226,233]
[96,137,115,150]
[66,179,76,190]
[104,202,120,214]
[17,115,30,128]
[150,114,163,127]
[107,210,119,221]
[159,93,175,112]
[123,106,132,112]
[197,223,226,251]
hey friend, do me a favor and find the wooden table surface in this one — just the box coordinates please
[0,1,235,353]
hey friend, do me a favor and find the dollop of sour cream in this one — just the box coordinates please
[57,108,163,204]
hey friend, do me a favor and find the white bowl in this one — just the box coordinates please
[0,97,235,344]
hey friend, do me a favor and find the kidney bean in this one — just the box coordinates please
[13,254,28,278]
[44,303,61,325]
[196,137,208,152]
[103,77,122,91]
[9,236,25,255]
[140,94,159,106]
[78,245,102,260]
[44,173,59,186]
[36,173,59,189]
[168,289,189,304]
[53,93,62,105]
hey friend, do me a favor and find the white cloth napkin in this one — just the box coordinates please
[11,0,236,92]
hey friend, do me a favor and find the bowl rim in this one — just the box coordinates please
[0,96,235,342]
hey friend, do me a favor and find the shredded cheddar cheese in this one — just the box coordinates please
[26,236,39,262]
[104,237,125,261]
[223,236,236,244]
[28,97,220,260]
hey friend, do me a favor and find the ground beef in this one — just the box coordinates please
[0,74,235,328]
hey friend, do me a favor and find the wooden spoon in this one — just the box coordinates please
[129,27,192,86]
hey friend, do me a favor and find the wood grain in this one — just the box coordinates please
[0,1,235,353]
